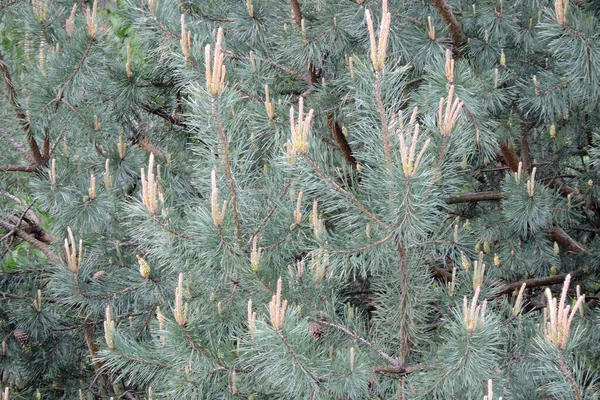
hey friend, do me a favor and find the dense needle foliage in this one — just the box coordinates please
[1,0,600,398]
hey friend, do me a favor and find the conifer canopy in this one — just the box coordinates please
[1,0,599,398]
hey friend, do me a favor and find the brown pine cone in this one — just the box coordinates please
[13,329,29,345]
[93,270,106,280]
[309,322,325,340]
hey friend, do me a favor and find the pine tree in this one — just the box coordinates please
[1,0,600,398]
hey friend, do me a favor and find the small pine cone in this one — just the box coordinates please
[13,329,29,345]
[93,270,106,280]
[309,323,325,340]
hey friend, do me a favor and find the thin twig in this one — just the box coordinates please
[302,154,386,229]
[212,95,243,246]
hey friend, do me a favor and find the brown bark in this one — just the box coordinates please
[499,143,521,172]
[520,124,531,172]
[496,269,585,296]
[551,226,587,253]
[0,51,44,164]
[431,0,464,51]
[139,137,166,159]
[328,114,356,168]
[446,191,503,204]
[0,220,60,263]
[289,0,302,26]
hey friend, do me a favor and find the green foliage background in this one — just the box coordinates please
[0,0,599,398]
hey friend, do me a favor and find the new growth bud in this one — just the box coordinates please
[250,236,261,272]
[174,273,188,326]
[246,0,253,17]
[463,285,487,332]
[118,134,127,160]
[64,226,82,273]
[472,260,486,291]
[555,0,568,25]
[88,174,97,200]
[66,4,77,37]
[210,168,227,227]
[483,379,503,400]
[104,305,115,349]
[527,167,536,197]
[85,0,98,39]
[33,289,43,312]
[126,44,133,79]
[32,0,48,22]
[269,277,288,329]
[312,199,324,243]
[141,153,159,214]
[512,283,526,317]
[398,123,430,177]
[448,267,456,297]
[205,28,226,95]
[445,49,454,82]
[460,251,471,271]
[104,159,113,190]
[136,255,152,279]
[364,2,391,71]
[247,298,256,337]
[438,85,463,137]
[49,158,57,186]
[542,274,585,349]
[293,191,303,225]
[180,15,192,60]
[289,97,314,155]
[264,84,275,120]
[427,16,435,40]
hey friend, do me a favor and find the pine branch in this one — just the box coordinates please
[0,164,38,172]
[84,322,110,396]
[551,226,587,253]
[446,191,503,204]
[327,231,394,254]
[557,351,582,400]
[375,71,392,170]
[302,154,387,229]
[286,0,357,171]
[152,215,197,240]
[61,98,97,131]
[277,329,321,386]
[0,0,22,9]
[446,192,587,254]
[212,96,243,246]
[56,38,95,102]
[396,240,410,365]
[562,24,593,81]
[317,319,399,367]
[73,272,139,300]
[495,268,585,296]
[0,130,33,162]
[373,364,423,375]
[140,103,189,130]
[0,50,44,164]
[0,220,60,262]
[225,51,310,83]
[250,175,293,243]
[180,325,227,368]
